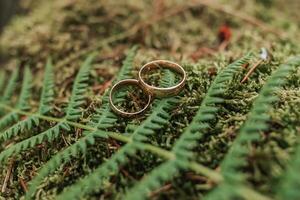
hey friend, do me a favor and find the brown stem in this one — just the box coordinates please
[149,183,172,198]
[19,177,28,192]
[241,59,263,83]
[1,159,14,193]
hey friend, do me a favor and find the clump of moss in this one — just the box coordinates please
[0,0,299,199]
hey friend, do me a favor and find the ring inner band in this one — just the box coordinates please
[109,79,152,117]
[138,60,186,98]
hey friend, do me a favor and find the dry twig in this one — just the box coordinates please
[1,159,14,193]
[19,177,28,192]
[241,59,263,83]
[149,183,173,198]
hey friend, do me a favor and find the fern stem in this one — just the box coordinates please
[123,53,254,200]
[190,162,223,183]
[237,186,272,200]
[142,143,176,159]
[0,102,222,182]
[213,56,300,200]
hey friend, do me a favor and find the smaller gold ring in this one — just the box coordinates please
[138,60,186,98]
[109,79,152,118]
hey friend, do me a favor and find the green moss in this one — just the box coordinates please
[0,0,299,199]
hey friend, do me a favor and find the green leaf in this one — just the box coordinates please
[25,46,138,199]
[66,53,96,121]
[216,56,299,199]
[124,53,253,200]
[56,57,178,200]
[39,58,55,114]
[1,67,19,104]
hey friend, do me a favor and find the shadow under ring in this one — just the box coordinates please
[109,79,152,118]
[138,60,186,98]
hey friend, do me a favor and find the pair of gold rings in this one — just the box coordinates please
[109,60,186,118]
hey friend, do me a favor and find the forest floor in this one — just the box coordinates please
[0,0,300,199]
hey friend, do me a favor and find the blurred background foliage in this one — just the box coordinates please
[0,0,19,32]
[0,0,299,199]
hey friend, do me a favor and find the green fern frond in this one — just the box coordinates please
[115,45,138,81]
[38,58,55,114]
[0,123,64,163]
[0,71,5,93]
[277,137,300,200]
[25,47,138,199]
[0,67,19,127]
[0,61,54,143]
[0,113,19,131]
[0,67,32,130]
[85,46,138,130]
[16,66,32,110]
[217,56,300,198]
[124,53,253,200]
[202,185,234,200]
[24,130,105,199]
[56,67,178,200]
[66,53,96,121]
[0,116,39,143]
[275,57,300,200]
[0,54,94,164]
[1,67,19,104]
[172,53,253,164]
[56,143,138,200]
[125,161,178,200]
[221,56,299,181]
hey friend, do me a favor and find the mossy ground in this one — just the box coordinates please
[0,0,299,199]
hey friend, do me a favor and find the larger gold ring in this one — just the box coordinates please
[109,79,152,118]
[138,60,186,98]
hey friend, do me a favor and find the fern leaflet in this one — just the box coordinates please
[275,57,300,200]
[0,113,19,132]
[0,54,95,164]
[38,58,55,115]
[123,53,253,200]
[56,69,178,200]
[0,67,32,131]
[1,67,19,104]
[16,67,32,110]
[277,137,300,200]
[84,46,138,130]
[25,46,138,199]
[0,60,54,143]
[0,71,5,93]
[66,53,96,121]
[214,56,300,199]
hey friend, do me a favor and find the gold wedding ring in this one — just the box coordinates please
[109,60,186,117]
[138,60,186,98]
[109,79,152,118]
